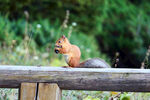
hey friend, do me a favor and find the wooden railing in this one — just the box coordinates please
[0,65,150,100]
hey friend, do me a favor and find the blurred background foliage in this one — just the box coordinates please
[0,0,150,68]
[0,0,150,99]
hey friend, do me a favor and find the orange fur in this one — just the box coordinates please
[55,35,81,67]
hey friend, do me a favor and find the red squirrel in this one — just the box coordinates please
[54,35,110,68]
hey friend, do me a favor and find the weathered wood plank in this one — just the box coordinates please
[20,83,37,100]
[0,65,150,92]
[38,83,61,100]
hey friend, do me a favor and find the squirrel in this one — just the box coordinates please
[54,35,111,68]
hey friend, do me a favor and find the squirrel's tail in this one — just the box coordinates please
[79,58,111,68]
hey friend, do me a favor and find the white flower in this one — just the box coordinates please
[80,45,84,49]
[72,22,77,26]
[16,47,21,52]
[34,56,39,60]
[86,48,91,53]
[37,24,41,28]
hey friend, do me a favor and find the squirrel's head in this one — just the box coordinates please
[54,35,70,54]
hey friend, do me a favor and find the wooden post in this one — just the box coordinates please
[20,83,37,100]
[19,83,61,100]
[38,83,61,100]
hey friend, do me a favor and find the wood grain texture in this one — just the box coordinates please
[38,83,61,100]
[20,83,37,100]
[0,65,150,92]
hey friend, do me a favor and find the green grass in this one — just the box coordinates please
[0,15,110,64]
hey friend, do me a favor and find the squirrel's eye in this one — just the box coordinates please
[58,41,61,43]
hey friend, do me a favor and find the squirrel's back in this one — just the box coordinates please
[70,45,81,58]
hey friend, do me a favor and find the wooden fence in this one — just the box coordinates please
[0,65,150,100]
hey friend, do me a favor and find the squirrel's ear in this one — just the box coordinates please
[62,35,66,39]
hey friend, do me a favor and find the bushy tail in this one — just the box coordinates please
[79,58,111,68]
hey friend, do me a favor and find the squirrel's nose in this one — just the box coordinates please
[55,49,59,54]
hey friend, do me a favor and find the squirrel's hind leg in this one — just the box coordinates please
[62,66,72,68]
[68,57,80,68]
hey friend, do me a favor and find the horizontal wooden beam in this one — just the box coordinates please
[0,65,150,92]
